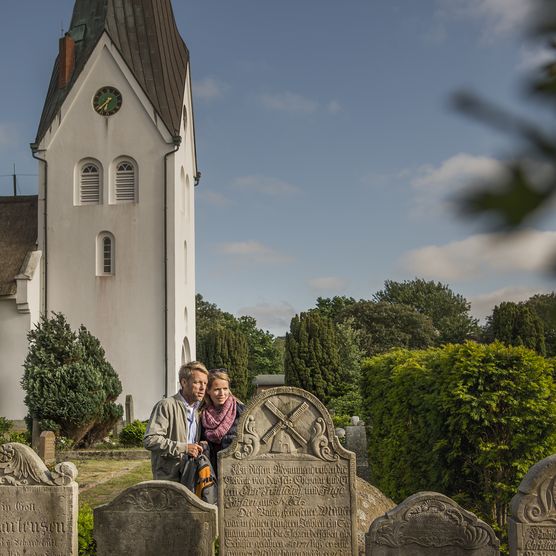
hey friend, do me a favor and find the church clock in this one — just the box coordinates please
[93,86,122,116]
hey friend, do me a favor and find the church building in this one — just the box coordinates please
[0,0,198,419]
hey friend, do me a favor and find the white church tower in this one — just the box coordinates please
[31,0,197,418]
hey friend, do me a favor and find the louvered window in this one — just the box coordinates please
[80,163,101,204]
[97,232,115,276]
[115,161,136,202]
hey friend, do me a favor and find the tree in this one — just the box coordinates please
[526,293,556,357]
[284,311,346,404]
[315,296,357,321]
[373,279,478,344]
[196,327,249,400]
[485,301,546,355]
[339,300,438,357]
[21,312,123,447]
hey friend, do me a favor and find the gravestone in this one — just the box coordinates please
[94,480,218,556]
[366,492,499,556]
[39,430,56,466]
[0,441,79,555]
[509,453,556,555]
[219,386,358,556]
[125,394,134,426]
[345,421,370,481]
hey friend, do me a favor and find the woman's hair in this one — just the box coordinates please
[207,368,231,388]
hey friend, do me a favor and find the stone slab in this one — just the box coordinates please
[0,442,79,556]
[509,454,556,556]
[345,425,370,481]
[94,480,217,556]
[366,491,499,556]
[219,386,358,556]
[39,430,56,466]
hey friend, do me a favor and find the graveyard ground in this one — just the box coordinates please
[76,459,152,508]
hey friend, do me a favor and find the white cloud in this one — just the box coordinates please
[436,0,535,38]
[470,285,552,321]
[233,175,300,196]
[410,153,508,216]
[193,77,228,100]
[237,301,297,335]
[327,100,343,114]
[216,240,293,264]
[308,276,348,292]
[197,190,232,206]
[402,229,556,281]
[517,44,556,72]
[258,92,318,114]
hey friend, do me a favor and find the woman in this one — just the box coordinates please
[201,368,245,475]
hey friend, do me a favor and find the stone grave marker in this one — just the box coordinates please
[94,480,218,556]
[509,453,556,555]
[366,491,499,556]
[39,430,56,466]
[0,441,79,555]
[125,394,134,426]
[219,386,358,556]
[345,420,370,481]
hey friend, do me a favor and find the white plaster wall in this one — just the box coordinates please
[0,299,30,418]
[36,36,196,418]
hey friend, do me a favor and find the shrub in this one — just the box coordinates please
[119,420,147,447]
[22,312,123,448]
[0,416,12,435]
[361,341,556,545]
[78,503,96,556]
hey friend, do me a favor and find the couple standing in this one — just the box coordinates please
[143,361,245,483]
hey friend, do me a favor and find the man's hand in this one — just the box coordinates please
[186,443,204,458]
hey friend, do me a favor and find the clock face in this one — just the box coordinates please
[93,86,122,116]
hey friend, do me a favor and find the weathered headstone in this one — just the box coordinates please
[94,480,218,556]
[219,386,358,556]
[509,453,556,556]
[39,430,56,466]
[0,442,79,555]
[31,417,41,451]
[345,422,370,481]
[366,492,499,556]
[125,394,134,426]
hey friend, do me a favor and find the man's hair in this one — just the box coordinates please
[178,361,208,383]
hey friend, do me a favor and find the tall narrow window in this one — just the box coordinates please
[80,163,101,204]
[115,160,136,202]
[97,232,115,276]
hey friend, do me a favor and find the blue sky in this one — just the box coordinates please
[1,1,555,335]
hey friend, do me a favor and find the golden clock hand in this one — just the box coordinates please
[98,97,112,112]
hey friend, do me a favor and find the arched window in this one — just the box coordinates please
[80,162,101,204]
[97,232,115,276]
[114,159,137,202]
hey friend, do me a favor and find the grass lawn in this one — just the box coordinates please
[76,459,153,508]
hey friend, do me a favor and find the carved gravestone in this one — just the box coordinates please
[345,423,370,481]
[94,480,218,556]
[219,386,358,556]
[509,454,556,555]
[0,442,79,555]
[366,492,499,556]
[125,394,134,426]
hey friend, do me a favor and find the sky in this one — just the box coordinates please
[1,0,555,336]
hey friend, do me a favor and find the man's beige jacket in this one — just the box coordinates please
[143,392,201,481]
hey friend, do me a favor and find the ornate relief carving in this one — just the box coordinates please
[119,488,181,511]
[234,415,261,460]
[311,417,338,462]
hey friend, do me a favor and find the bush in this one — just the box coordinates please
[22,312,123,448]
[0,416,12,435]
[78,503,96,556]
[361,341,556,548]
[119,420,147,447]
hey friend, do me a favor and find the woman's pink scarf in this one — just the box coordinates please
[202,395,237,444]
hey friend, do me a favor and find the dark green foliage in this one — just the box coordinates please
[315,296,357,321]
[361,342,556,537]
[485,301,546,355]
[22,313,123,447]
[78,503,96,556]
[284,311,346,404]
[197,327,249,400]
[339,301,437,356]
[119,420,147,447]
[0,417,12,435]
[526,293,556,356]
[0,417,30,445]
[373,279,479,343]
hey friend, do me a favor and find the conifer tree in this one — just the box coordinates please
[284,311,344,404]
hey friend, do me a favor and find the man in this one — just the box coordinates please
[144,361,208,481]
